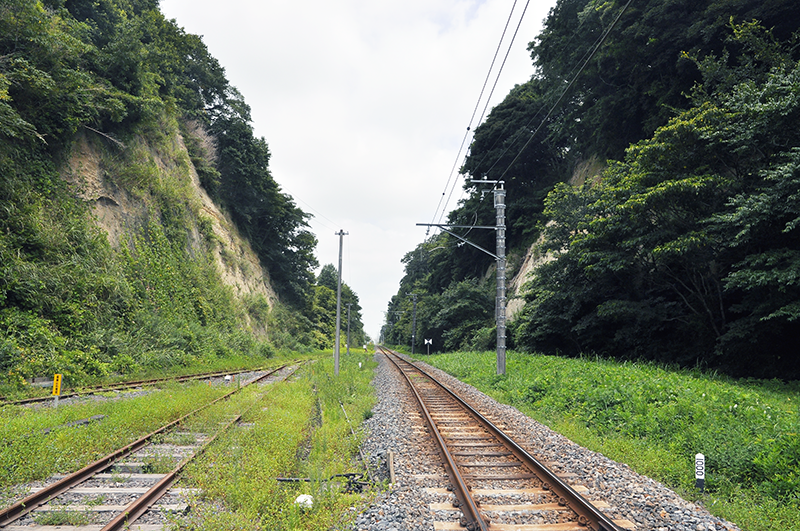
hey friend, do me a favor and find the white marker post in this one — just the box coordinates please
[424,338,432,355]
[695,453,705,492]
[52,373,62,406]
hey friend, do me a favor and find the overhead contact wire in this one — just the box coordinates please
[438,0,534,226]
[471,4,609,178]
[497,0,634,181]
[427,0,521,232]
[439,0,531,227]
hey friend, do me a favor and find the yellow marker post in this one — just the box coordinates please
[52,373,62,406]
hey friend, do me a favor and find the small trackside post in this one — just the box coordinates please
[695,453,705,492]
[52,373,62,406]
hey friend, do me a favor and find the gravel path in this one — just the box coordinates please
[346,352,742,531]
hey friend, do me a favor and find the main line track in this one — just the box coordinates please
[380,347,629,531]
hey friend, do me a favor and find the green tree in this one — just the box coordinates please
[212,109,317,309]
[454,0,800,282]
[433,279,493,352]
[313,264,367,347]
[516,22,800,378]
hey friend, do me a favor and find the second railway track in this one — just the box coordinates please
[380,347,632,531]
[0,364,301,531]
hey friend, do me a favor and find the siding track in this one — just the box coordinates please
[0,364,301,531]
[1,366,282,407]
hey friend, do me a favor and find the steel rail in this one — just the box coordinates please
[381,347,623,531]
[1,365,278,406]
[101,362,305,530]
[382,349,488,531]
[101,412,242,531]
[0,364,288,528]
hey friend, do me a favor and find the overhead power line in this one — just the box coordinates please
[468,9,600,178]
[428,0,529,232]
[429,0,633,236]
[437,0,536,227]
[495,0,634,182]
[278,182,342,233]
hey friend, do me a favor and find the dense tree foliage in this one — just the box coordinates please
[382,236,496,353]
[1,0,317,308]
[0,0,341,381]
[314,264,367,348]
[459,0,800,271]
[386,0,800,379]
[516,22,800,378]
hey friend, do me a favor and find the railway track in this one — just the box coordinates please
[0,365,278,407]
[379,347,632,531]
[0,364,301,531]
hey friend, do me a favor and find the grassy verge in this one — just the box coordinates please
[176,350,379,530]
[417,350,799,531]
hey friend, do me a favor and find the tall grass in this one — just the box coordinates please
[418,350,800,531]
[177,352,378,530]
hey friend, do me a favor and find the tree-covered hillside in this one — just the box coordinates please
[0,0,363,384]
[385,0,800,379]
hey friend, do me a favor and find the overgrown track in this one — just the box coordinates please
[380,347,628,531]
[0,366,279,406]
[0,364,302,530]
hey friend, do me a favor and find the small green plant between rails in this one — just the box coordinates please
[177,351,379,531]
[417,350,799,531]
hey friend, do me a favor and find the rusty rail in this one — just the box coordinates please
[383,350,488,531]
[0,364,290,527]
[381,347,623,531]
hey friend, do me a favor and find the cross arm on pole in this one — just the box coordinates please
[416,223,499,260]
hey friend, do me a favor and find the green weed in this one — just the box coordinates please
[177,352,378,530]
[33,507,91,526]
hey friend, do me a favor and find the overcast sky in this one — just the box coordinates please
[159,0,556,341]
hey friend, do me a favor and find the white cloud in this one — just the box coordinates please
[160,0,554,340]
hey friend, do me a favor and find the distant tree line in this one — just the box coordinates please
[384,0,800,379]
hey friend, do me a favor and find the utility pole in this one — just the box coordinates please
[346,303,352,356]
[334,230,348,376]
[495,183,507,376]
[406,293,418,355]
[415,180,507,375]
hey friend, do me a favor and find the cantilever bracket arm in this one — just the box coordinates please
[416,223,499,260]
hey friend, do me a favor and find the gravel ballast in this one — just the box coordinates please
[347,352,742,531]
